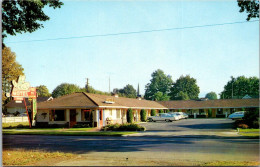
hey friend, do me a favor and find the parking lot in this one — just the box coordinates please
[136,118,237,137]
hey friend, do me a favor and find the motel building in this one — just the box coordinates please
[36,92,259,128]
[36,92,167,128]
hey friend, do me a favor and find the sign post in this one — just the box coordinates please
[11,75,37,128]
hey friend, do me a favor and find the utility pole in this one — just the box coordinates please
[109,76,110,93]
[86,78,89,93]
[232,82,233,99]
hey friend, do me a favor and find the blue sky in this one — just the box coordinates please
[4,1,259,98]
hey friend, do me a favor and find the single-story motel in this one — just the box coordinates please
[34,92,259,128]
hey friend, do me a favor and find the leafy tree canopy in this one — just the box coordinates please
[2,47,24,108]
[52,83,83,98]
[2,0,63,44]
[220,76,259,99]
[36,85,51,97]
[205,91,218,100]
[119,84,137,98]
[169,75,200,100]
[144,69,173,100]
[237,0,259,21]
[154,91,170,101]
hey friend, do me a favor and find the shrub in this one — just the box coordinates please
[159,109,164,113]
[140,109,147,122]
[73,124,90,128]
[208,109,212,118]
[101,123,145,131]
[151,109,156,116]
[178,109,181,112]
[238,124,249,129]
[127,108,134,123]
[243,110,259,128]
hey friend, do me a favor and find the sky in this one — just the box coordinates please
[4,0,259,98]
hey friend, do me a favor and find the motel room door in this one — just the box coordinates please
[70,109,77,128]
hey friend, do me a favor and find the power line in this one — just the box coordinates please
[6,20,258,44]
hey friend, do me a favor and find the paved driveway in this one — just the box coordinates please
[135,119,238,137]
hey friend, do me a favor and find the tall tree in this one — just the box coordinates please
[154,91,170,101]
[2,47,24,107]
[2,0,63,45]
[205,92,218,100]
[119,84,137,98]
[144,69,173,100]
[169,75,200,100]
[237,0,259,21]
[36,85,51,97]
[220,76,259,99]
[52,83,83,98]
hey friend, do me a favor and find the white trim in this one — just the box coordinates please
[167,106,259,109]
[98,106,167,109]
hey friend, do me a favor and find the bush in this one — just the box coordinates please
[151,109,156,116]
[208,109,212,118]
[166,109,170,113]
[127,108,134,123]
[73,124,90,128]
[243,110,259,128]
[238,124,249,129]
[101,123,145,131]
[159,109,164,113]
[140,109,147,122]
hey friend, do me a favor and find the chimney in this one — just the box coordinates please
[111,93,119,98]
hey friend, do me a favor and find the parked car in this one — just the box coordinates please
[168,112,183,120]
[148,113,178,122]
[178,112,189,119]
[228,111,245,120]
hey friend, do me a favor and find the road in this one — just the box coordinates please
[3,119,260,166]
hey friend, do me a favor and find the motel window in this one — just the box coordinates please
[217,109,223,115]
[49,110,65,121]
[81,109,91,121]
[116,109,121,119]
[187,109,192,115]
[199,109,205,115]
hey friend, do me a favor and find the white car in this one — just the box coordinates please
[177,112,189,119]
[228,111,245,120]
[168,112,183,120]
[148,113,178,122]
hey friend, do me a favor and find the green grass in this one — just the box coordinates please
[2,129,137,136]
[237,128,260,138]
[202,160,260,166]
[2,122,30,128]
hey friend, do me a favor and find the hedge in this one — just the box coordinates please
[151,109,156,116]
[140,109,147,122]
[127,108,134,123]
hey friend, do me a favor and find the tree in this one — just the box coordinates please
[2,47,24,108]
[205,92,218,100]
[144,69,173,100]
[159,109,164,113]
[36,85,51,97]
[151,109,156,116]
[127,108,134,123]
[2,0,63,45]
[154,91,170,101]
[169,75,200,100]
[237,0,259,21]
[140,109,147,122]
[119,84,137,98]
[220,76,259,99]
[52,83,83,98]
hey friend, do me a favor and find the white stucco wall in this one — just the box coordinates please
[76,109,81,122]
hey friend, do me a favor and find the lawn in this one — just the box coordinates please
[3,149,76,166]
[237,128,260,138]
[2,128,137,136]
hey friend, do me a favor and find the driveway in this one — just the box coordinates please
[134,118,239,138]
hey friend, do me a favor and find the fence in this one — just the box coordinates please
[2,116,29,123]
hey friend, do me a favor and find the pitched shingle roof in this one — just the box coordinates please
[85,93,167,109]
[158,98,259,109]
[5,97,51,108]
[37,93,98,109]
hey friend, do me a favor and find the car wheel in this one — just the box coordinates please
[165,119,170,122]
[148,118,153,122]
